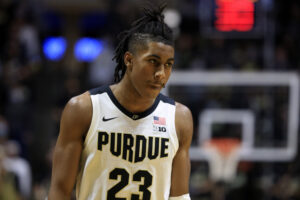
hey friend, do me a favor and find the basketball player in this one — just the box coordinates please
[48,4,193,200]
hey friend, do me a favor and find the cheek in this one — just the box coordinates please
[131,65,151,82]
[165,68,172,79]
[137,65,154,77]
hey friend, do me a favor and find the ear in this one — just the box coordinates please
[124,51,133,71]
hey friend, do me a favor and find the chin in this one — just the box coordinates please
[143,87,161,99]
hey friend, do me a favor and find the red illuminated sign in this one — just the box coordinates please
[215,0,255,32]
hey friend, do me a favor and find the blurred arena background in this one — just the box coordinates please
[0,0,299,199]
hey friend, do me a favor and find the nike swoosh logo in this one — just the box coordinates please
[102,116,118,122]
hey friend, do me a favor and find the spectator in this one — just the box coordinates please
[3,140,32,199]
[0,145,19,200]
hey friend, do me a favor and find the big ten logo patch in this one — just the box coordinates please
[153,116,167,133]
[153,125,167,133]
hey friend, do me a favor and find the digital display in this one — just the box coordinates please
[214,0,255,32]
[198,0,265,37]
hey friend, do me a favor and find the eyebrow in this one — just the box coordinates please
[147,54,174,62]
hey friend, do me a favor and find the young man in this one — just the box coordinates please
[48,4,193,200]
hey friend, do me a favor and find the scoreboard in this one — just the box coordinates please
[215,0,255,32]
[198,0,269,38]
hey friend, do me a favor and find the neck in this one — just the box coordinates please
[110,77,157,113]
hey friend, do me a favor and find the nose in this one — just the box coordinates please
[154,66,165,81]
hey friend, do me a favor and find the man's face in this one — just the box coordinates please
[126,41,175,99]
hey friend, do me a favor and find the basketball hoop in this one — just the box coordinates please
[203,138,241,183]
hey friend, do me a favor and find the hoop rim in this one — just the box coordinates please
[204,138,241,157]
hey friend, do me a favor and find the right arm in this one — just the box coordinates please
[48,92,92,200]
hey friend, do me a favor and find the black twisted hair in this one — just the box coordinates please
[113,3,174,83]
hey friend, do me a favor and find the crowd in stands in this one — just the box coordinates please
[0,0,299,199]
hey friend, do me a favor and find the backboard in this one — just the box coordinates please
[163,71,299,162]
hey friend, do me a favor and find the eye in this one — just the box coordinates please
[165,62,173,68]
[149,59,157,64]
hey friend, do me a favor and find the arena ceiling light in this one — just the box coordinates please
[43,37,67,61]
[74,37,103,62]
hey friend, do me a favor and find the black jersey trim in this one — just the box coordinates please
[89,85,108,95]
[106,86,160,120]
[159,93,175,105]
[89,85,175,120]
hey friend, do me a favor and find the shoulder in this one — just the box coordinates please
[175,102,193,146]
[61,92,92,136]
[175,102,191,115]
[65,92,92,115]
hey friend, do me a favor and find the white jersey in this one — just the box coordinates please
[76,85,179,200]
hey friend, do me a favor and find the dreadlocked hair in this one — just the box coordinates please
[113,3,174,83]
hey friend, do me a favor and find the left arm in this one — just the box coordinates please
[170,102,193,197]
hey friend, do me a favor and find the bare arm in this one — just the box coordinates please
[48,92,92,200]
[170,102,193,197]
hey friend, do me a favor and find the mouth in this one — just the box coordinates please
[149,82,164,89]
